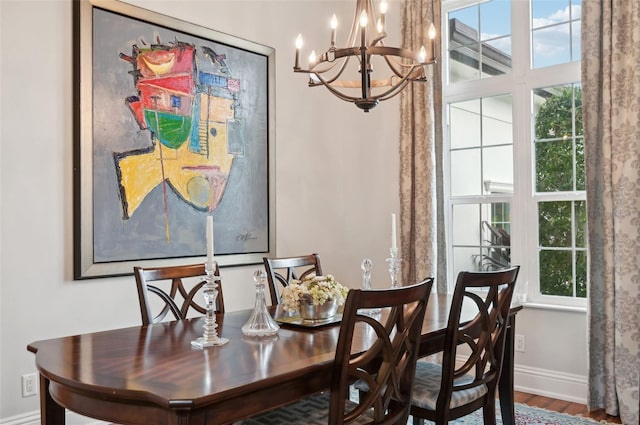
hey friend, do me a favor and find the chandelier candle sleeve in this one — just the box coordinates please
[360,11,367,47]
[428,23,437,61]
[206,216,214,269]
[294,34,303,69]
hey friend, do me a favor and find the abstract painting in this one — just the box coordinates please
[73,0,275,279]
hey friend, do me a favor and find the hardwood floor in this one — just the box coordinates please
[514,391,622,423]
[109,391,621,425]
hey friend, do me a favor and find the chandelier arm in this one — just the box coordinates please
[324,46,419,62]
[310,64,424,104]
[308,57,342,74]
[296,58,344,81]
[376,79,415,102]
[310,72,362,103]
[310,45,424,83]
[366,65,426,100]
[309,77,394,88]
[312,54,354,85]
[368,45,428,81]
[383,54,437,69]
[371,33,386,46]
[306,62,426,91]
[383,55,407,79]
[382,55,430,80]
[297,49,361,85]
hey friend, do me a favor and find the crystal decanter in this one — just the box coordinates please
[242,270,280,337]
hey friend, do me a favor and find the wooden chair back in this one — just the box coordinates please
[330,277,434,424]
[434,266,519,422]
[134,263,225,325]
[263,254,322,305]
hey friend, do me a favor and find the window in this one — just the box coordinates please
[443,0,585,306]
[531,0,581,68]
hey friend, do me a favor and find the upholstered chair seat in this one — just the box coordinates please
[411,361,488,410]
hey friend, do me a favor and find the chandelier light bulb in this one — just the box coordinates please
[359,10,368,28]
[380,0,388,14]
[428,23,437,40]
[418,46,427,63]
[296,34,303,49]
[330,14,338,30]
[309,50,317,65]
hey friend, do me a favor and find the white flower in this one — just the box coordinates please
[280,273,349,313]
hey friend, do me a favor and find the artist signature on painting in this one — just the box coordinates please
[237,232,257,241]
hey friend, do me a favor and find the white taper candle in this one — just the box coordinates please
[391,213,397,250]
[206,216,214,268]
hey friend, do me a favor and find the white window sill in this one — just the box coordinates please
[515,301,587,313]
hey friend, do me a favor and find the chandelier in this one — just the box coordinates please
[293,0,436,112]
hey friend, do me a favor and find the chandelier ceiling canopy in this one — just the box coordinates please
[293,0,436,112]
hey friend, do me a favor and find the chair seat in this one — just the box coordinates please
[411,361,488,410]
[239,392,374,425]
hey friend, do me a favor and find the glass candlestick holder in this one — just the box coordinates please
[242,270,280,337]
[360,258,380,315]
[191,261,229,348]
[386,247,402,288]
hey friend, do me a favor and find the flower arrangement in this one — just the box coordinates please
[281,274,349,313]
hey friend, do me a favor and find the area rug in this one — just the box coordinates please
[409,403,616,424]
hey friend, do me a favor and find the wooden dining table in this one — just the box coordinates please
[28,294,521,425]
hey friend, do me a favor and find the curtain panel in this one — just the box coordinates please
[399,0,446,292]
[582,1,640,423]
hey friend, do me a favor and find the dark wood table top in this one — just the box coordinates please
[27,294,519,425]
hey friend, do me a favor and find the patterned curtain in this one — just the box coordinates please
[582,1,640,423]
[399,0,446,292]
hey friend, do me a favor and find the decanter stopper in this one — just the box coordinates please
[242,270,280,337]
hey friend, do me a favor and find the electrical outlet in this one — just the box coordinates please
[22,373,38,397]
[515,334,525,352]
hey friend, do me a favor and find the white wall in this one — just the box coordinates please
[0,0,402,419]
[0,0,588,422]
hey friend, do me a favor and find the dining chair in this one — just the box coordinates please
[134,263,225,325]
[408,266,520,425]
[263,253,323,305]
[239,277,434,425]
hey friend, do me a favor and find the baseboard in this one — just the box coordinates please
[0,410,108,425]
[1,364,588,424]
[513,363,588,405]
[0,411,39,425]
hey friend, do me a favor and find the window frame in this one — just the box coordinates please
[441,0,585,308]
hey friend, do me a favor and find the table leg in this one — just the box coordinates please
[498,315,517,425]
[40,375,65,425]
